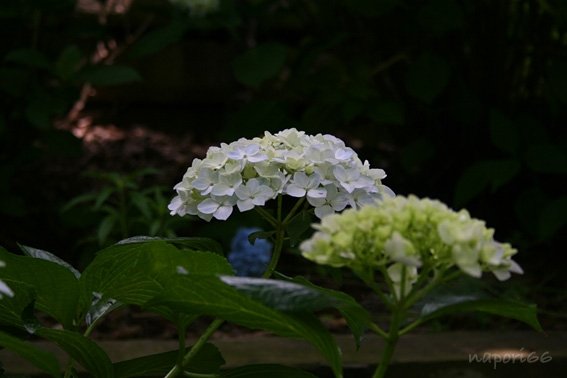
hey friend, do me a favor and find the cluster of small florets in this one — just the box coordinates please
[227,227,272,277]
[0,261,13,299]
[169,129,393,221]
[169,0,219,16]
[300,195,523,296]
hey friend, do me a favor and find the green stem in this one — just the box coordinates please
[262,224,285,279]
[363,277,394,311]
[177,315,187,370]
[254,206,278,228]
[165,318,225,378]
[63,358,74,378]
[368,322,389,340]
[282,197,305,225]
[377,265,399,304]
[402,267,448,311]
[372,309,402,378]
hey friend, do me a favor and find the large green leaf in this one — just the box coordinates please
[146,275,343,377]
[113,343,225,378]
[219,364,318,377]
[18,244,80,279]
[36,328,114,378]
[117,236,224,256]
[0,329,61,378]
[417,298,542,332]
[275,275,371,350]
[0,247,79,329]
[0,279,35,329]
[79,241,232,323]
[233,43,287,88]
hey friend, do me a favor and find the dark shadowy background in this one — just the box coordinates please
[1,0,566,329]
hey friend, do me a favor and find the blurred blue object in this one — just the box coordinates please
[227,227,272,277]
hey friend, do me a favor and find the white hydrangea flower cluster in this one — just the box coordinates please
[300,195,523,297]
[169,128,393,221]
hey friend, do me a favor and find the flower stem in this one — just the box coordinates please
[282,197,305,225]
[372,309,402,378]
[164,318,225,378]
[262,224,285,278]
[254,206,278,228]
[177,315,187,370]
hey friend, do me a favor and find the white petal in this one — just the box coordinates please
[168,196,183,211]
[307,187,327,198]
[248,154,268,162]
[459,264,482,278]
[380,185,396,198]
[330,195,349,211]
[197,199,220,214]
[340,182,357,193]
[492,269,511,281]
[192,177,211,191]
[333,165,347,182]
[237,199,254,212]
[214,205,233,220]
[315,205,335,218]
[245,143,260,155]
[197,212,214,222]
[211,183,233,196]
[286,184,307,197]
[293,172,309,187]
[307,196,326,207]
[235,185,251,200]
[337,148,354,160]
[227,150,243,160]
[508,260,524,275]
[257,185,275,199]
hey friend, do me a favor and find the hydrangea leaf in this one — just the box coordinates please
[417,298,542,333]
[113,343,225,378]
[263,273,371,350]
[0,279,35,330]
[79,240,233,324]
[18,244,80,279]
[0,330,62,378]
[37,328,114,378]
[0,247,79,329]
[247,230,276,246]
[146,274,343,377]
[117,236,224,256]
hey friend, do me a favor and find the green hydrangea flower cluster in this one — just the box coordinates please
[300,195,523,296]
